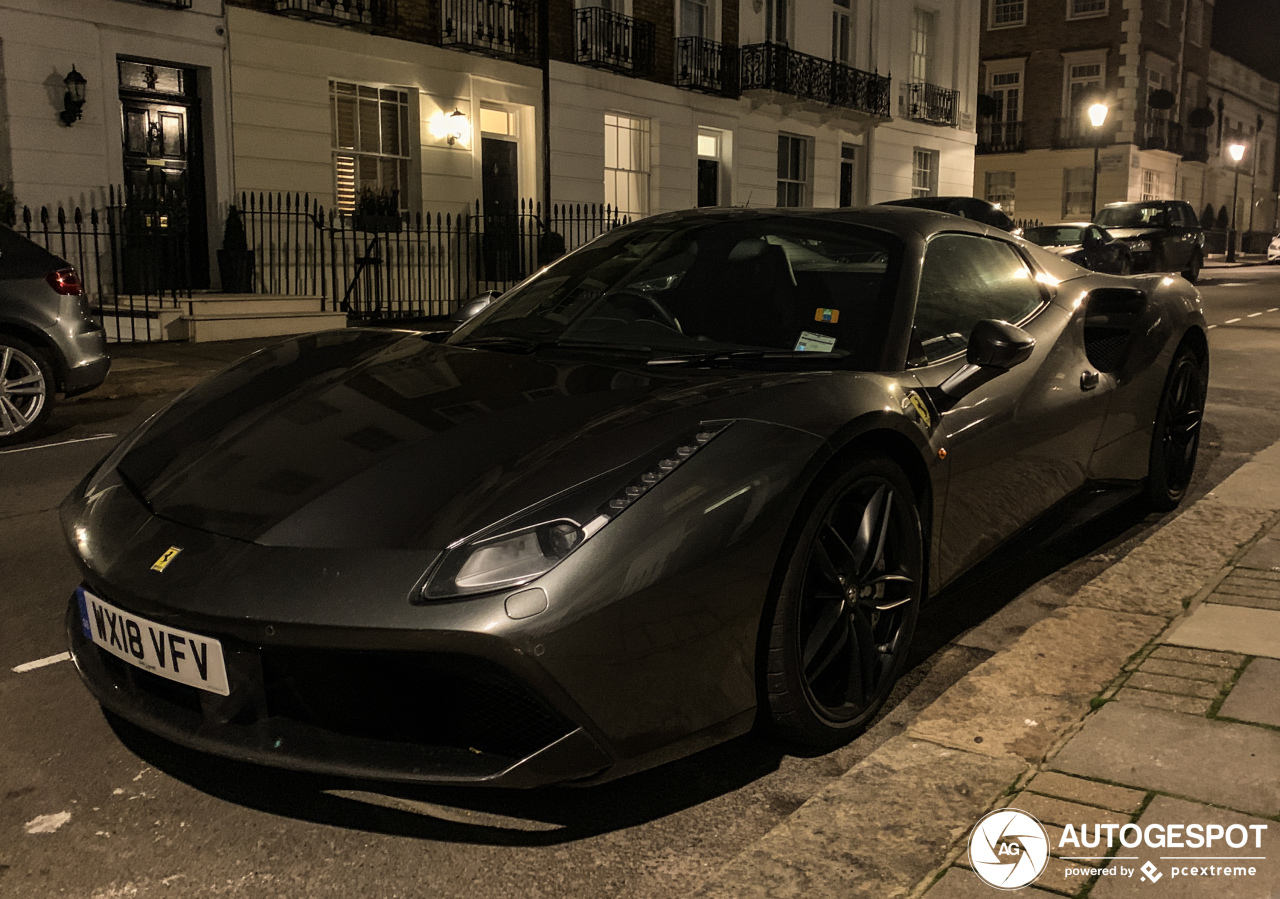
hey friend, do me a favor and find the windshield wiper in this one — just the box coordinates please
[646,349,844,367]
[454,335,547,353]
[457,335,656,357]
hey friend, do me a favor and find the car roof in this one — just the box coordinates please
[638,205,1009,243]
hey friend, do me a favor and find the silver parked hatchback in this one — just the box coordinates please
[0,225,110,444]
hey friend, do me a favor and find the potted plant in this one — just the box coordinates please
[217,205,255,293]
[352,187,403,232]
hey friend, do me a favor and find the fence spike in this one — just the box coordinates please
[21,206,31,226]
[40,207,49,225]
[74,207,83,225]
[58,207,66,226]
[90,208,99,226]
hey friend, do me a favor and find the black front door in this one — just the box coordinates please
[119,60,209,291]
[481,137,520,281]
[697,159,719,207]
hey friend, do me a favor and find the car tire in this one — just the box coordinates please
[1145,342,1208,511]
[1182,250,1202,284]
[0,335,55,446]
[764,457,923,748]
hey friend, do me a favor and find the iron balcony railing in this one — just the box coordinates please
[976,121,1024,154]
[907,81,958,126]
[1053,117,1117,149]
[575,7,655,76]
[1139,117,1183,153]
[674,36,738,96]
[273,0,394,28]
[440,0,538,63]
[135,0,193,8]
[1182,130,1210,163]
[740,43,890,117]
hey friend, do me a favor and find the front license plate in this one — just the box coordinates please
[76,588,230,696]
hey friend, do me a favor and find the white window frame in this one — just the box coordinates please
[832,0,853,65]
[986,58,1025,124]
[911,147,939,198]
[330,80,413,214]
[1141,169,1162,201]
[1187,0,1204,45]
[604,113,651,220]
[1061,49,1107,118]
[984,171,1016,213]
[1066,0,1108,20]
[678,0,716,40]
[1063,166,1092,218]
[776,133,810,207]
[910,8,935,84]
[766,0,790,45]
[989,0,1025,29]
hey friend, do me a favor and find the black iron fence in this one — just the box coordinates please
[576,7,655,75]
[674,36,737,96]
[440,0,538,62]
[272,0,395,28]
[906,81,958,126]
[17,184,194,343]
[977,120,1024,154]
[238,193,629,320]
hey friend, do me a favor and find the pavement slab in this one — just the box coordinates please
[1089,797,1279,898]
[1206,446,1280,510]
[1000,792,1132,830]
[1147,646,1245,668]
[1137,658,1230,681]
[1069,560,1216,618]
[1024,772,1146,815]
[1048,703,1280,818]
[1123,672,1222,700]
[1218,658,1280,728]
[694,737,1025,899]
[1237,536,1280,570]
[1119,502,1272,571]
[1113,688,1214,715]
[907,606,1165,761]
[921,867,1064,898]
[1164,604,1280,659]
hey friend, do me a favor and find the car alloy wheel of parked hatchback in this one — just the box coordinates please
[0,336,52,444]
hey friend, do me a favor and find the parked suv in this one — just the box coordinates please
[1093,200,1205,283]
[0,225,110,444]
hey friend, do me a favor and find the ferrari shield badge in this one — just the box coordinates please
[903,391,934,430]
[151,547,183,572]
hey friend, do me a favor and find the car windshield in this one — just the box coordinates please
[1023,226,1082,247]
[1095,204,1167,229]
[448,215,901,369]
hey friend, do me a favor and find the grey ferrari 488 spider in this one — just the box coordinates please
[62,207,1208,787]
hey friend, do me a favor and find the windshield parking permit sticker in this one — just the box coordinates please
[815,308,840,323]
[794,331,837,353]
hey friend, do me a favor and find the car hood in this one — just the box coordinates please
[1042,244,1083,256]
[110,330,837,551]
[1099,228,1160,243]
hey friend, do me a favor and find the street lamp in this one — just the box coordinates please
[1088,102,1109,219]
[1227,141,1246,262]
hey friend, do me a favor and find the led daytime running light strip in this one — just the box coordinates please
[581,422,731,538]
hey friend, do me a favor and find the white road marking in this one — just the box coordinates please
[12,652,71,673]
[1270,308,1279,313]
[1207,324,1217,329]
[0,434,116,455]
[1248,312,1264,317]
[1226,318,1241,324]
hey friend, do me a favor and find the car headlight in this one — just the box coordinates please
[1127,240,1152,253]
[421,422,731,600]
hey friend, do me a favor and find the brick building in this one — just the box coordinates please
[973,0,1222,225]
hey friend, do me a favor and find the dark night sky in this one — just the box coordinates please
[1212,0,1280,82]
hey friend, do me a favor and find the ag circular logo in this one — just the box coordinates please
[968,808,1051,890]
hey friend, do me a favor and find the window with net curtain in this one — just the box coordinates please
[330,81,411,214]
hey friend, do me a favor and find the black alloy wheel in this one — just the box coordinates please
[1146,344,1208,511]
[766,458,923,747]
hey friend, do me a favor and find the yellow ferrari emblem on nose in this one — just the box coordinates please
[151,547,183,572]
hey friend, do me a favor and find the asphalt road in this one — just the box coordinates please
[3,266,1279,899]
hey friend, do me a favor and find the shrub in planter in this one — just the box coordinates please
[217,206,255,293]
[353,187,403,232]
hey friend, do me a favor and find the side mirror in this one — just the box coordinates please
[451,290,501,325]
[938,319,1036,400]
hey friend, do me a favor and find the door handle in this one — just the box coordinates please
[1081,371,1100,391]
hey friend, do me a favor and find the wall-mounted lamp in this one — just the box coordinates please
[60,66,87,126]
[446,107,468,145]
